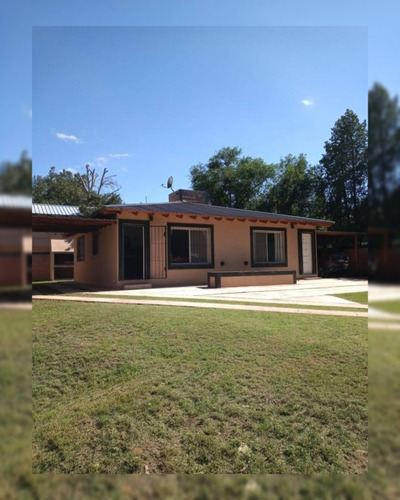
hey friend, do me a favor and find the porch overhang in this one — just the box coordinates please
[32,215,116,234]
[0,209,32,228]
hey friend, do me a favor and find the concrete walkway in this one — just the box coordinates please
[0,302,32,310]
[33,294,367,317]
[369,283,400,329]
[89,277,368,309]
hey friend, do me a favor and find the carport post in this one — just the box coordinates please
[354,234,359,274]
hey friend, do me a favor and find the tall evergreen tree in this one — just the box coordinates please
[368,83,400,228]
[319,109,367,231]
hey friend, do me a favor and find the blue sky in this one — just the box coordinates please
[1,0,399,202]
[32,27,367,203]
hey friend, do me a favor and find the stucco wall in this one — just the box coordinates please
[72,210,319,289]
[74,222,118,288]
[32,253,51,282]
[0,229,31,286]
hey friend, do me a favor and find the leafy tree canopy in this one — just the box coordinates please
[189,147,275,209]
[33,164,122,213]
[259,154,326,219]
[0,152,32,195]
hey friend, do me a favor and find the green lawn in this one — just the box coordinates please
[2,299,399,498]
[369,299,400,314]
[0,310,32,500]
[368,328,400,499]
[33,301,367,474]
[332,291,368,304]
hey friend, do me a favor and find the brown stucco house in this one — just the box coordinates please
[0,194,32,287]
[32,190,334,289]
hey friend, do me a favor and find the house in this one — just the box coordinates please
[0,194,32,287]
[32,232,74,282]
[32,190,334,289]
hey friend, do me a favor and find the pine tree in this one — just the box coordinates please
[319,110,367,231]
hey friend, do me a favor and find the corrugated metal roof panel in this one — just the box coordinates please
[32,203,81,217]
[0,194,32,209]
[31,201,334,226]
[105,201,334,226]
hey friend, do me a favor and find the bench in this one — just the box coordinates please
[207,270,297,288]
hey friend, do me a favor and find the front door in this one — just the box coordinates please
[299,230,315,275]
[120,223,146,280]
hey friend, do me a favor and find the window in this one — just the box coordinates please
[251,228,287,266]
[54,253,74,266]
[92,231,99,256]
[169,225,213,268]
[77,236,85,262]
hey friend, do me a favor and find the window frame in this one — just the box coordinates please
[167,223,214,270]
[250,227,288,267]
[77,235,85,262]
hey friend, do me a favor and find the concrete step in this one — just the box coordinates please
[121,283,152,290]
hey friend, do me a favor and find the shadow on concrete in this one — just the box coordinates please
[32,281,103,296]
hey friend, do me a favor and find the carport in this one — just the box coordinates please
[316,230,368,276]
[32,204,116,284]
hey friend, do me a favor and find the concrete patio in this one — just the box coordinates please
[90,277,368,308]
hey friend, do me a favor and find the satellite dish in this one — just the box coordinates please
[162,175,175,191]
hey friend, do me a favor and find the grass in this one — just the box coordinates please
[332,291,368,304]
[0,285,31,303]
[2,299,400,498]
[0,310,32,500]
[73,293,367,312]
[369,299,400,314]
[33,301,367,474]
[368,328,400,499]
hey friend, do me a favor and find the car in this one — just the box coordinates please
[318,249,350,277]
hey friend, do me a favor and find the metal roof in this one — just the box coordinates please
[104,201,334,226]
[31,201,334,227]
[32,203,81,217]
[0,194,32,210]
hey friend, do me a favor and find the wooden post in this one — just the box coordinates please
[354,234,359,274]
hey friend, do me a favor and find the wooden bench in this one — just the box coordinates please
[207,270,297,288]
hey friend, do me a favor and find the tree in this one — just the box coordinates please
[33,164,122,210]
[258,154,325,218]
[319,109,367,231]
[0,152,32,195]
[189,147,275,209]
[368,83,400,228]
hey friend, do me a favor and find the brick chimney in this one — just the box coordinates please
[169,189,209,204]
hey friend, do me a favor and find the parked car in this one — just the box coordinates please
[318,249,350,277]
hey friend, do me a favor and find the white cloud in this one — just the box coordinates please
[109,153,132,159]
[95,156,108,166]
[300,99,313,106]
[64,167,78,174]
[55,132,83,144]
[22,106,32,118]
[118,167,128,173]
